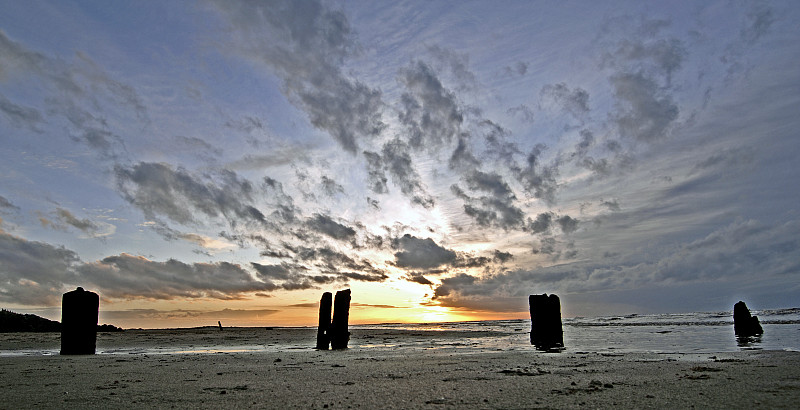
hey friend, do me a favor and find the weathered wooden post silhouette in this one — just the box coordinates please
[733,301,763,337]
[316,292,333,350]
[60,287,99,355]
[529,293,564,351]
[330,289,351,349]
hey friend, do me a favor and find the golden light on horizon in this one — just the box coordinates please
[60,278,528,329]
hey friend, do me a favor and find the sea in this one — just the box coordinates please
[353,307,800,354]
[2,308,798,356]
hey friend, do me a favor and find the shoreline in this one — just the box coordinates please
[2,324,796,357]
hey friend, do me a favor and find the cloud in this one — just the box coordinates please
[596,18,687,145]
[363,151,389,194]
[227,146,309,170]
[305,213,356,241]
[506,104,535,123]
[608,38,686,85]
[380,139,435,208]
[493,250,513,263]
[740,4,776,45]
[72,51,148,123]
[430,219,800,312]
[432,272,476,298]
[0,30,146,123]
[448,136,480,171]
[0,229,80,305]
[393,234,457,270]
[600,199,621,212]
[37,207,115,239]
[351,302,406,309]
[573,129,594,159]
[503,61,528,77]
[526,212,553,234]
[557,215,579,234]
[180,233,236,251]
[251,262,316,290]
[481,120,521,170]
[0,29,65,85]
[224,115,265,134]
[599,17,687,85]
[261,177,299,224]
[0,92,44,131]
[397,60,464,150]
[721,2,776,76]
[510,144,559,204]
[650,219,800,283]
[426,44,478,90]
[340,271,388,282]
[452,171,525,230]
[280,243,387,282]
[405,272,433,285]
[173,136,223,162]
[610,72,679,142]
[79,253,276,300]
[366,197,380,210]
[320,175,345,197]
[0,30,146,160]
[0,195,20,212]
[115,162,265,227]
[690,146,755,174]
[1,226,388,305]
[210,0,385,153]
[55,207,100,235]
[540,83,590,120]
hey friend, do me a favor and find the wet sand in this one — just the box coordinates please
[1,328,799,408]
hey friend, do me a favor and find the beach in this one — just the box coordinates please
[1,327,799,409]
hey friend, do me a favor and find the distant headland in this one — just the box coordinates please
[0,309,122,333]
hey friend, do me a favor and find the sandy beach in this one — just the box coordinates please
[1,327,799,409]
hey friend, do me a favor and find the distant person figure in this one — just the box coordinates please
[218,321,223,331]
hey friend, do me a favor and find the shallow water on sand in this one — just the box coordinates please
[354,308,800,354]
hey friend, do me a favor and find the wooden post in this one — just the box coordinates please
[733,301,763,337]
[60,287,99,355]
[330,289,351,349]
[316,292,333,350]
[529,293,564,351]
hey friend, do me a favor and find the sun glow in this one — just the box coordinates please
[418,305,451,323]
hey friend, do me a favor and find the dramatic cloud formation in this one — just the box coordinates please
[0,229,79,305]
[1,1,798,326]
[393,234,457,270]
[209,0,385,153]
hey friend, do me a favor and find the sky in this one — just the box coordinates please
[1,0,799,328]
